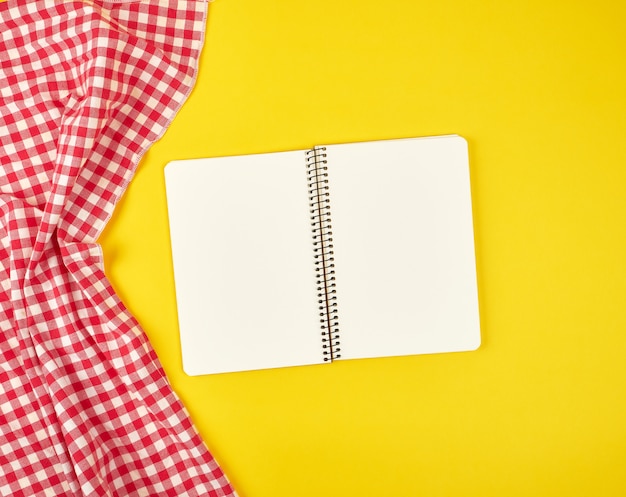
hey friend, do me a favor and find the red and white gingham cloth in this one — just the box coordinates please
[0,1,237,495]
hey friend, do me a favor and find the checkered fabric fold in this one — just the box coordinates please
[0,1,236,495]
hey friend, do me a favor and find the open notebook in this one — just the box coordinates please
[165,135,480,376]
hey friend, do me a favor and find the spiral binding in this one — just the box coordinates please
[306,146,341,362]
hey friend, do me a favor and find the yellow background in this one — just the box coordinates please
[99,1,626,496]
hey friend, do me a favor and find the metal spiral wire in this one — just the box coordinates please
[306,147,341,361]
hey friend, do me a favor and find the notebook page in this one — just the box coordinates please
[165,151,323,375]
[324,135,480,361]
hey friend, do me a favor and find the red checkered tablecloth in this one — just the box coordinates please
[0,1,236,495]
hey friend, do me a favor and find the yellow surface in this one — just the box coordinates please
[99,1,626,496]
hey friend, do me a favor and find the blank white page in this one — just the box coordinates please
[165,151,323,375]
[324,135,480,361]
